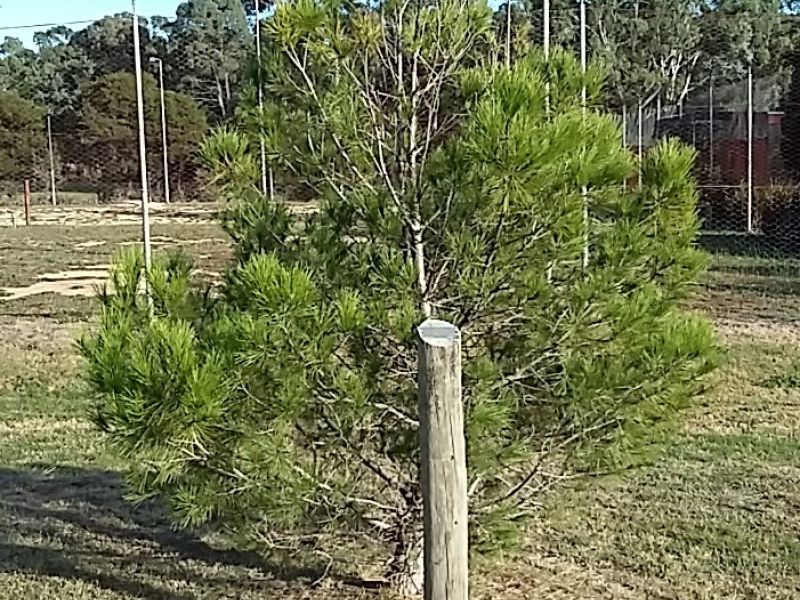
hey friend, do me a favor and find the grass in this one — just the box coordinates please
[1,214,800,598]
[527,340,800,599]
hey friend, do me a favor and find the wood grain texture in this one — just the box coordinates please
[417,319,468,600]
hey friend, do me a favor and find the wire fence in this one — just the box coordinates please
[1,2,800,323]
[0,9,258,207]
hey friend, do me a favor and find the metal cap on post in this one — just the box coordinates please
[417,318,468,600]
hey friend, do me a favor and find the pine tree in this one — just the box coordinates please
[81,0,717,589]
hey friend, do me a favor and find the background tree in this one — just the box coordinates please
[166,0,252,118]
[162,91,210,198]
[0,91,45,186]
[80,71,207,200]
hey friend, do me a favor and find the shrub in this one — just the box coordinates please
[81,0,717,589]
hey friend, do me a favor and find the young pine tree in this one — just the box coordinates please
[81,0,717,590]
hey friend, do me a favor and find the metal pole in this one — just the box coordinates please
[709,76,714,182]
[638,100,643,189]
[543,0,550,56]
[23,179,31,226]
[622,105,627,147]
[747,65,754,234]
[46,113,57,206]
[543,0,551,118]
[580,0,589,268]
[255,5,269,199]
[580,0,587,108]
[132,2,152,271]
[506,0,512,67]
[152,58,170,204]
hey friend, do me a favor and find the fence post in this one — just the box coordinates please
[23,179,31,226]
[417,318,468,600]
[747,64,754,234]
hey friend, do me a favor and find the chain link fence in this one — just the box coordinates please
[514,1,800,326]
[2,2,800,324]
[0,7,262,214]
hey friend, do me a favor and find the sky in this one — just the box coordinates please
[0,0,182,46]
[0,0,505,47]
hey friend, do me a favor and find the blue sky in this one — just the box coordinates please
[1,0,504,47]
[0,1,182,45]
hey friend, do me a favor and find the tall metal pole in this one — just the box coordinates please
[638,100,644,189]
[580,0,589,268]
[506,1,512,67]
[151,58,171,204]
[46,113,57,206]
[132,1,152,271]
[747,65,754,234]
[255,4,270,199]
[709,76,714,182]
[543,0,550,56]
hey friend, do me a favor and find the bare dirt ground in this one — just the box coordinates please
[0,199,318,229]
[0,205,799,599]
[0,201,219,228]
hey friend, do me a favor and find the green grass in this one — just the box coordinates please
[516,341,800,599]
[1,217,800,598]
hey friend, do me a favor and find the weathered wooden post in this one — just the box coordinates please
[417,318,468,600]
[23,179,31,226]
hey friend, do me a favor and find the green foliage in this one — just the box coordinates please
[524,0,793,107]
[167,0,252,118]
[0,90,45,182]
[83,0,717,582]
[81,71,208,200]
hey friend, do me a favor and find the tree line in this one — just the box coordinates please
[1,0,799,200]
[0,0,254,200]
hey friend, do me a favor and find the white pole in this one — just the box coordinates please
[506,1,512,67]
[543,0,550,56]
[580,0,589,268]
[580,0,587,108]
[158,59,170,204]
[638,100,643,189]
[747,65,754,234]
[132,2,152,271]
[622,105,627,146]
[150,58,171,204]
[709,76,714,181]
[46,113,57,206]
[255,5,270,199]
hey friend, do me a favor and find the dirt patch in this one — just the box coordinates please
[0,418,91,435]
[118,236,221,248]
[714,318,800,345]
[75,241,107,249]
[0,200,317,229]
[0,268,108,301]
[0,202,218,228]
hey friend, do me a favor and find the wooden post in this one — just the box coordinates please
[417,318,468,600]
[23,179,31,226]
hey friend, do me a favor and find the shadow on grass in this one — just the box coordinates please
[0,467,341,600]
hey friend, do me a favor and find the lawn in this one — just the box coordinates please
[0,214,798,598]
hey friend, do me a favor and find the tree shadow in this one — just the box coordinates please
[0,466,345,600]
